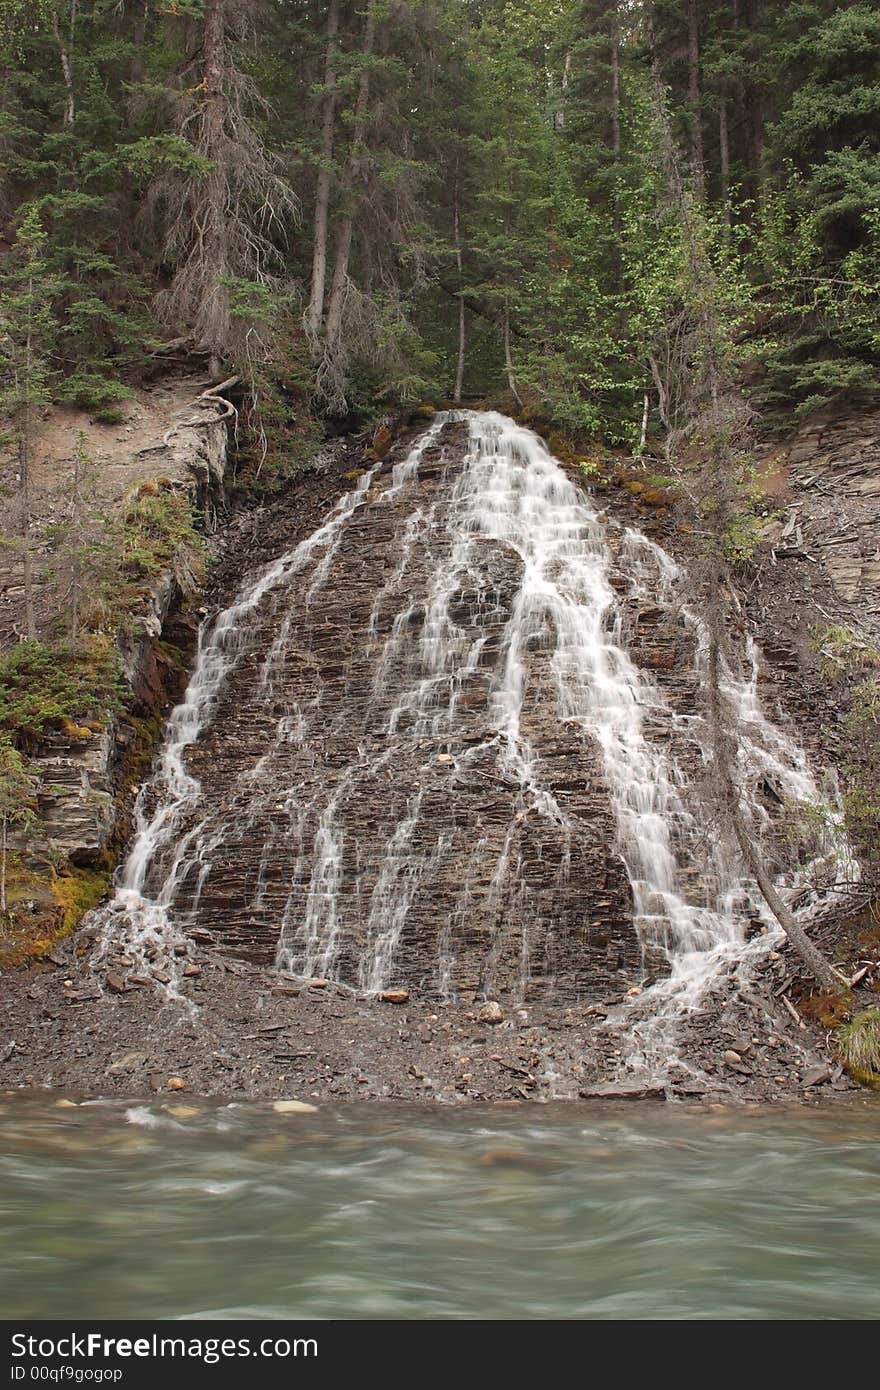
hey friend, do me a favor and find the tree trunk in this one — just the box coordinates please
[556,49,572,131]
[610,10,624,295]
[453,172,465,403]
[18,302,36,642]
[201,0,230,375]
[52,5,76,126]
[610,26,621,161]
[686,0,705,196]
[129,0,147,85]
[306,0,341,344]
[707,632,843,990]
[323,2,377,362]
[1,813,7,915]
[69,442,81,641]
[719,91,730,224]
[503,299,522,410]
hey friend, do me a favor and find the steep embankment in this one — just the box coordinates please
[0,377,234,962]
[3,408,874,1105]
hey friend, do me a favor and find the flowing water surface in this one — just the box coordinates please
[1,1096,878,1320]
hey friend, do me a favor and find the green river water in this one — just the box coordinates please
[1,1095,878,1320]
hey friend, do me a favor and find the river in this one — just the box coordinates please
[1,1095,877,1320]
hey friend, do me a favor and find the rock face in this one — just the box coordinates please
[782,410,880,616]
[22,404,230,869]
[153,419,641,1004]
[102,411,828,1025]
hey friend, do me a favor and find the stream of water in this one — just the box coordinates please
[1,1096,877,1320]
[90,412,844,1077]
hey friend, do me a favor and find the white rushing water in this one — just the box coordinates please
[94,410,844,1075]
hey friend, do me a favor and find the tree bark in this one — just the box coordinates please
[556,48,572,131]
[686,0,705,197]
[610,24,621,161]
[306,0,341,344]
[52,4,76,126]
[503,299,523,410]
[610,8,623,295]
[129,0,147,85]
[201,0,230,375]
[452,170,465,403]
[18,288,36,642]
[323,2,377,360]
[706,633,844,990]
[719,92,730,224]
[1,814,7,916]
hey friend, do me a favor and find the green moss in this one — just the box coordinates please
[50,865,112,936]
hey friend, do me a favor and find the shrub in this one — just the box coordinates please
[0,638,123,749]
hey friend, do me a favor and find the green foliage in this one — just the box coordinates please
[119,489,205,583]
[0,638,123,749]
[836,1008,880,1078]
[0,737,37,831]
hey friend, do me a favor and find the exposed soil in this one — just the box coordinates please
[0,373,209,647]
[0,919,864,1107]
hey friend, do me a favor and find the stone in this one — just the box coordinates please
[166,1075,186,1091]
[182,963,201,978]
[166,1104,200,1118]
[108,1051,147,1074]
[578,1084,666,1100]
[477,1001,504,1025]
[722,1050,742,1065]
[105,971,128,994]
[272,1099,318,1114]
[803,1064,832,1088]
[379,989,410,1004]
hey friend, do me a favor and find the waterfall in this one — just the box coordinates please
[93,411,843,1076]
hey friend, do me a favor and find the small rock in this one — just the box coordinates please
[166,1076,186,1091]
[182,963,201,978]
[54,1098,78,1109]
[105,971,128,994]
[478,1001,504,1025]
[271,984,301,997]
[803,1064,832,1088]
[380,989,410,1004]
[305,978,329,990]
[166,1104,200,1119]
[272,1099,318,1114]
[579,1084,666,1100]
[722,1050,742,1066]
[108,1051,147,1074]
[436,754,454,764]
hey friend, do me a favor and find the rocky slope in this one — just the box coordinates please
[2,406,878,1103]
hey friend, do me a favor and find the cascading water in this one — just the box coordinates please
[93,411,843,1078]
